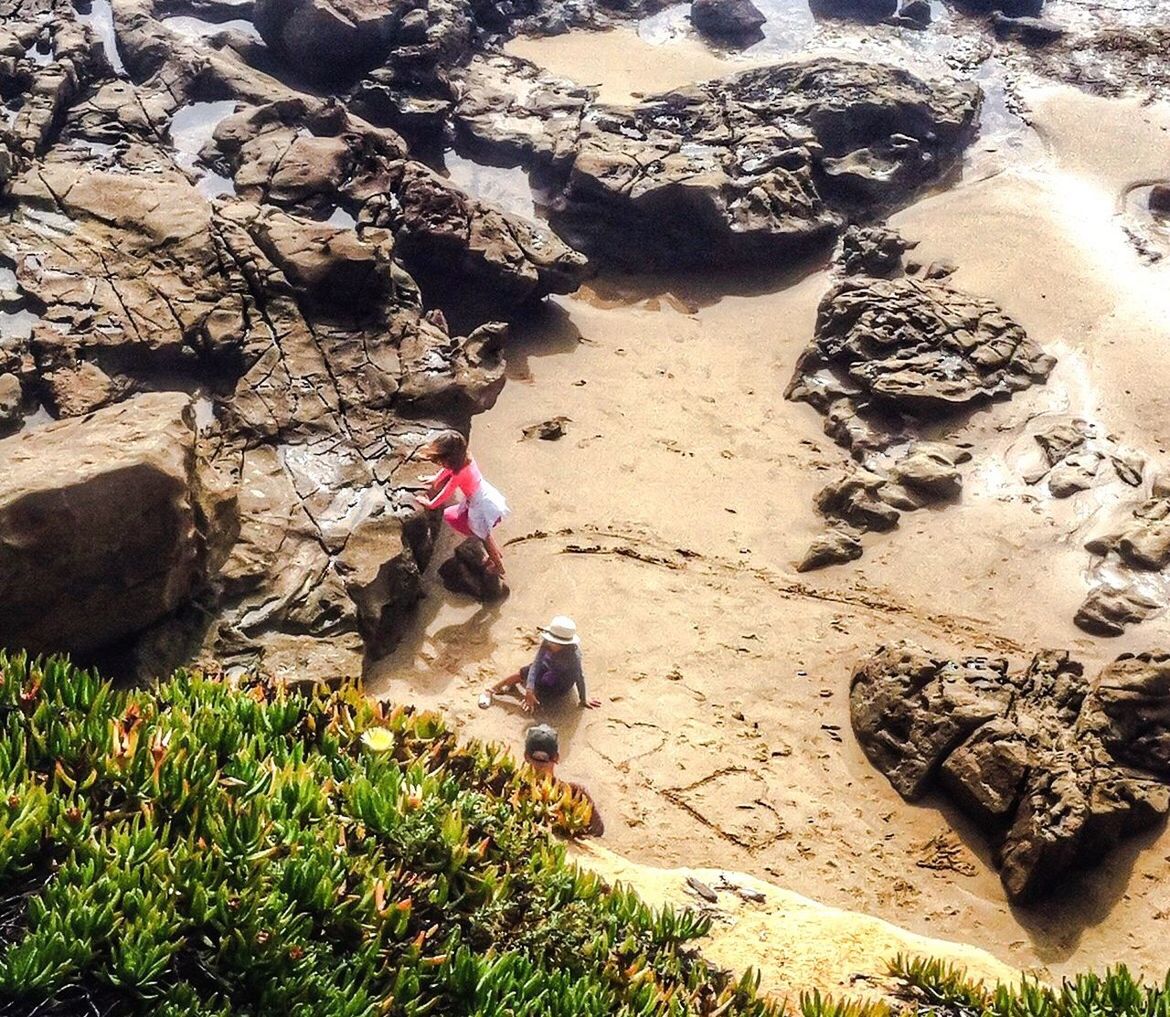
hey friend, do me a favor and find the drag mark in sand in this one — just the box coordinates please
[506,525,1027,656]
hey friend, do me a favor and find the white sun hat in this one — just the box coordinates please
[540,615,580,645]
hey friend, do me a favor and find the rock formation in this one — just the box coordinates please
[454,55,981,269]
[786,234,1052,570]
[851,643,1170,902]
[0,0,589,678]
[0,394,214,656]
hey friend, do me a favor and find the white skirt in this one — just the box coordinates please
[466,480,509,540]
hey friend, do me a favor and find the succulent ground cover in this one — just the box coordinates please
[0,652,778,1017]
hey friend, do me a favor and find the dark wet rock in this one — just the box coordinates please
[439,537,509,600]
[990,13,1065,47]
[252,0,473,86]
[0,393,214,657]
[808,0,897,22]
[690,0,766,41]
[454,55,980,269]
[851,642,1170,902]
[797,525,864,572]
[898,0,931,25]
[1150,185,1170,216]
[790,275,1053,419]
[522,415,571,440]
[837,224,915,277]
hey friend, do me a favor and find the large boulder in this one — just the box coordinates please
[0,393,210,656]
[454,55,980,269]
[796,276,1055,416]
[690,0,767,40]
[851,644,1170,902]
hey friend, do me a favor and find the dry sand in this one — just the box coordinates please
[369,26,1170,987]
[572,842,1021,1006]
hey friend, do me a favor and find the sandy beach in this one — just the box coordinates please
[370,24,1170,982]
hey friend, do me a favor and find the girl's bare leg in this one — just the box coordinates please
[484,534,506,576]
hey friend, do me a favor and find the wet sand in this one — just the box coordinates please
[370,25,1170,984]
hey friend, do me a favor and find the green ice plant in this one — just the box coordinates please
[0,650,781,1016]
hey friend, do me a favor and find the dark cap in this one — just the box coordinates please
[524,724,559,762]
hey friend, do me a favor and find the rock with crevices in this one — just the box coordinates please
[851,642,1170,901]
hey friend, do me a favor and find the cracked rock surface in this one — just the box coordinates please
[0,0,587,678]
[851,642,1170,902]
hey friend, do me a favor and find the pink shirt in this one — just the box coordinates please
[424,458,482,509]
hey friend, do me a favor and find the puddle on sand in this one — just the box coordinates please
[1121,183,1170,258]
[443,150,541,221]
[169,101,240,197]
[74,0,125,75]
[160,15,262,43]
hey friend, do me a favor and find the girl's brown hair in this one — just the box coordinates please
[426,431,468,470]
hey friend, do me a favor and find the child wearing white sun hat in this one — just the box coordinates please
[479,615,601,713]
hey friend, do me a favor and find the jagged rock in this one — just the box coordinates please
[522,415,571,440]
[454,55,979,269]
[252,0,473,85]
[814,470,900,532]
[439,537,509,601]
[0,374,21,433]
[1047,452,1102,497]
[990,13,1065,46]
[690,0,766,41]
[0,393,214,656]
[797,526,864,572]
[808,0,897,22]
[852,643,1170,901]
[211,99,590,313]
[791,276,1054,417]
[837,224,915,277]
[923,259,957,280]
[1075,583,1163,637]
[887,443,966,500]
[1150,185,1170,216]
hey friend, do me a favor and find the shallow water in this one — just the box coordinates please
[73,0,125,75]
[169,101,240,195]
[325,205,357,229]
[443,150,542,220]
[160,15,261,42]
[24,40,54,66]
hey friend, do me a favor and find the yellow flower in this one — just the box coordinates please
[361,727,394,753]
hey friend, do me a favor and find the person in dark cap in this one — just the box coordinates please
[524,724,604,837]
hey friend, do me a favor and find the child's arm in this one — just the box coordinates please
[573,649,600,709]
[417,470,458,510]
[424,467,452,499]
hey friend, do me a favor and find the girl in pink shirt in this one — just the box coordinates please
[416,431,510,576]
